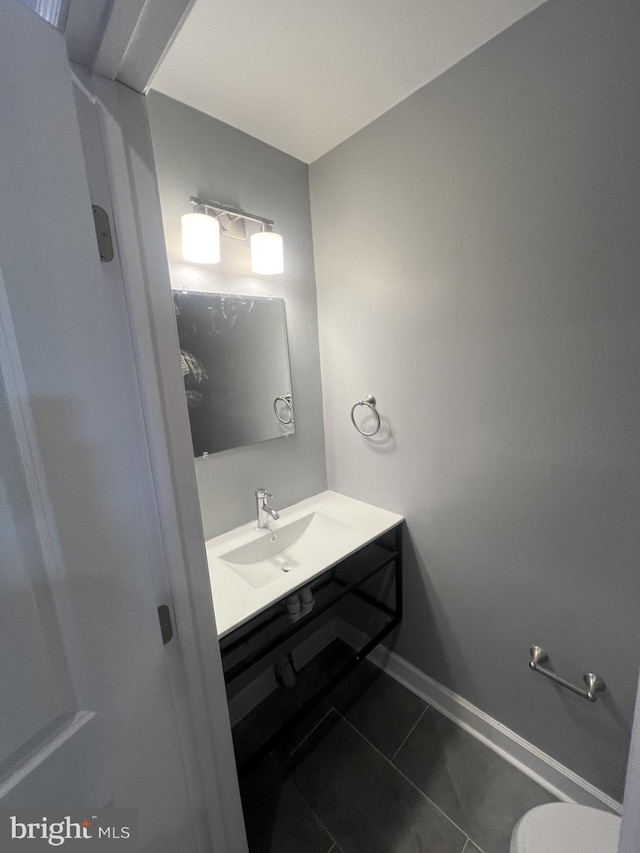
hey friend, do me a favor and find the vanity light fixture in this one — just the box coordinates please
[183,196,284,275]
[181,207,220,264]
[251,226,284,276]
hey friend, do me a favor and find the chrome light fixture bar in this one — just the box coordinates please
[190,196,274,233]
[182,196,284,275]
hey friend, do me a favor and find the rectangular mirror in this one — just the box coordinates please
[173,291,295,456]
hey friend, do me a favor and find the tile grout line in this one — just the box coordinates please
[389,706,485,853]
[276,717,340,851]
[390,703,430,763]
[293,781,338,852]
[244,750,339,851]
[285,764,339,851]
[337,711,476,849]
[286,707,336,758]
[462,839,487,853]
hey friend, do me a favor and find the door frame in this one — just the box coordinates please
[78,70,248,853]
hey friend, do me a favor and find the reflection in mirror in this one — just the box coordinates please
[173,291,294,456]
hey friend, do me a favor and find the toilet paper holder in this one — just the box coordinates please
[529,646,606,702]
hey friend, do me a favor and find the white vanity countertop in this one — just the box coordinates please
[205,490,404,638]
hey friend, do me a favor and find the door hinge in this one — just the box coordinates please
[91,204,114,262]
[158,605,174,645]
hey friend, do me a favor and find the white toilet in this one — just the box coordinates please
[510,803,621,853]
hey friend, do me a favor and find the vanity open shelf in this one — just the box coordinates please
[220,523,403,776]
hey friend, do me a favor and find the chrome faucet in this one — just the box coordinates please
[255,487,280,529]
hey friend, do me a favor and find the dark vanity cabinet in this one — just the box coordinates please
[219,523,403,775]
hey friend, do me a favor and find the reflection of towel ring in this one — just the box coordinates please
[350,394,381,436]
[274,394,294,425]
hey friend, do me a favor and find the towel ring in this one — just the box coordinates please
[350,394,381,436]
[274,394,294,425]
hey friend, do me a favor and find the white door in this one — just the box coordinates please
[0,3,208,848]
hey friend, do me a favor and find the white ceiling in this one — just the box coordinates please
[152,0,547,164]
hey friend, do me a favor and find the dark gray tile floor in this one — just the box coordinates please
[394,708,555,853]
[240,754,333,853]
[234,640,554,853]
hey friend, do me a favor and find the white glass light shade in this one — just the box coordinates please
[181,212,220,264]
[250,230,284,275]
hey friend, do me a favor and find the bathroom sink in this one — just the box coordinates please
[222,513,315,566]
[205,490,404,637]
[221,511,352,588]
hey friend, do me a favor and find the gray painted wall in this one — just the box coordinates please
[147,92,327,539]
[310,0,640,799]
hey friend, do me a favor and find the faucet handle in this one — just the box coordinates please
[255,487,273,499]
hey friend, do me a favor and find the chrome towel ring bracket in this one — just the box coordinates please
[351,394,381,436]
[274,394,294,425]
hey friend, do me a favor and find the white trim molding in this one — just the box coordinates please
[338,622,622,816]
[91,0,195,93]
[82,72,248,853]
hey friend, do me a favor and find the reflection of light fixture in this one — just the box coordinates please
[181,209,220,264]
[183,196,284,275]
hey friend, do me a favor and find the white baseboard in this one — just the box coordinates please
[338,620,622,815]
